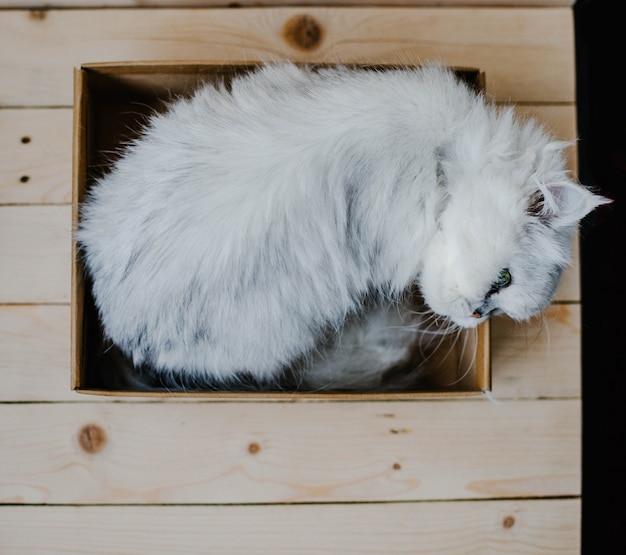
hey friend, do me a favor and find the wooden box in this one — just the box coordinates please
[71,62,490,399]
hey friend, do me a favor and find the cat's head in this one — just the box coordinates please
[419,113,610,328]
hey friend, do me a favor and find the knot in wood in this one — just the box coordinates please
[283,14,323,51]
[29,9,47,21]
[78,424,107,454]
[502,515,515,529]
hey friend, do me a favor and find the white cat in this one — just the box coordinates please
[77,63,608,391]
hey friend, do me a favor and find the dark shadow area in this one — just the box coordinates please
[575,1,625,553]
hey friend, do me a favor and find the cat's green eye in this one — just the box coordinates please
[492,268,512,291]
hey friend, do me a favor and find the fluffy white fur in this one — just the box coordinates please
[77,63,608,390]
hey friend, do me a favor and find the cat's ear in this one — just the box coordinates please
[529,183,611,227]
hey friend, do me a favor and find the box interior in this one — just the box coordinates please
[72,62,490,398]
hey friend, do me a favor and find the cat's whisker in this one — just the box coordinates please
[445,326,478,386]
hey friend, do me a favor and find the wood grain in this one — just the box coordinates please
[491,304,582,399]
[0,499,580,555]
[0,106,578,203]
[0,303,581,401]
[0,109,73,205]
[0,4,584,553]
[0,7,575,107]
[553,235,580,302]
[0,206,71,303]
[0,305,75,401]
[0,0,577,7]
[0,400,580,504]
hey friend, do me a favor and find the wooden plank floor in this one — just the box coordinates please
[0,3,582,553]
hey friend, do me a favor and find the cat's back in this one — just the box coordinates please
[207,63,474,135]
[151,63,474,149]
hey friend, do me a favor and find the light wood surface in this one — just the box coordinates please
[0,0,577,7]
[0,499,581,554]
[1,7,575,106]
[0,500,581,554]
[0,400,580,504]
[0,302,582,402]
[0,4,583,554]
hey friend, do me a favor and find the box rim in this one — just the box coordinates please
[71,61,491,399]
[71,66,89,392]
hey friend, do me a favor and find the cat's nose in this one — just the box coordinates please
[471,303,493,319]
